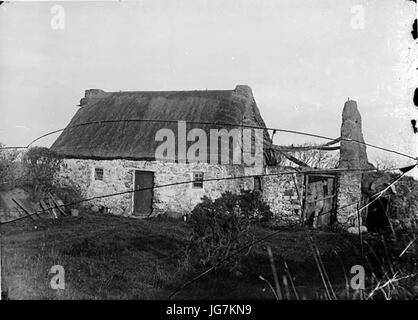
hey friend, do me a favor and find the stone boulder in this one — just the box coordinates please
[362,171,396,197]
[347,225,368,234]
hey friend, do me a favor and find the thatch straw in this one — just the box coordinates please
[51,85,276,164]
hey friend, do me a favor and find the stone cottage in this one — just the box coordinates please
[50,85,302,220]
[50,85,379,230]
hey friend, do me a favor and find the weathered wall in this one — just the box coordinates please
[336,172,363,226]
[57,159,257,217]
[262,167,303,223]
[56,159,302,221]
[337,100,372,227]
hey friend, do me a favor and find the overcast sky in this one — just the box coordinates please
[0,0,416,174]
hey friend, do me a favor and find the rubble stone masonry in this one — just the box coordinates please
[337,100,372,228]
[56,159,302,221]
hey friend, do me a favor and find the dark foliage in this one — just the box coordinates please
[187,190,272,272]
[22,147,62,198]
[53,185,84,210]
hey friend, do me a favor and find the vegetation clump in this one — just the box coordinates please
[187,190,272,272]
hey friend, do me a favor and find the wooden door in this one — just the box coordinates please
[134,171,154,216]
[302,174,337,227]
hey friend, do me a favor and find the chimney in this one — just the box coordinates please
[336,100,370,230]
[234,85,253,99]
[78,89,105,106]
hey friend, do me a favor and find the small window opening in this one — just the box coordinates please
[193,172,204,188]
[95,168,104,181]
[254,176,262,192]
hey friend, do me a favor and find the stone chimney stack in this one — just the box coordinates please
[78,89,105,107]
[336,100,372,228]
[339,100,371,169]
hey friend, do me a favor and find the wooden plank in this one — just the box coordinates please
[301,174,308,222]
[274,137,341,151]
[275,145,340,151]
[40,199,56,219]
[12,198,37,221]
[56,200,66,214]
[306,194,337,203]
[47,198,60,219]
[291,173,303,207]
[330,177,338,225]
[306,174,338,179]
[48,193,67,216]
[273,148,310,167]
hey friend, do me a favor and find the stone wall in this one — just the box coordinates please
[262,167,303,223]
[56,159,302,221]
[336,172,363,226]
[57,158,255,217]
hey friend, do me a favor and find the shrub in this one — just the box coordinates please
[0,143,24,190]
[22,147,62,198]
[187,190,272,272]
[236,189,273,223]
[388,176,418,221]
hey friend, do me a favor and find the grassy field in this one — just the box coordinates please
[1,212,416,300]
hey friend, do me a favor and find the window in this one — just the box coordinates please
[254,176,262,192]
[323,183,328,196]
[193,172,204,188]
[94,168,104,181]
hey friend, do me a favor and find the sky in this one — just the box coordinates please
[0,0,417,175]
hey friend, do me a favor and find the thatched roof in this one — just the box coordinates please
[51,85,276,165]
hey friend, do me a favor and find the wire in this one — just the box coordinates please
[1,162,414,298]
[0,117,416,299]
[0,163,414,225]
[1,119,416,161]
[168,164,416,298]
[303,165,415,221]
[358,172,408,214]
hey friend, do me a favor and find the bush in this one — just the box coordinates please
[0,143,24,190]
[22,147,62,198]
[388,176,418,221]
[187,190,272,272]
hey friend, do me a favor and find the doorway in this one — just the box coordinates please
[133,170,154,216]
[302,174,337,227]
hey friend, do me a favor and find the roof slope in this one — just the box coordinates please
[50,85,276,165]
